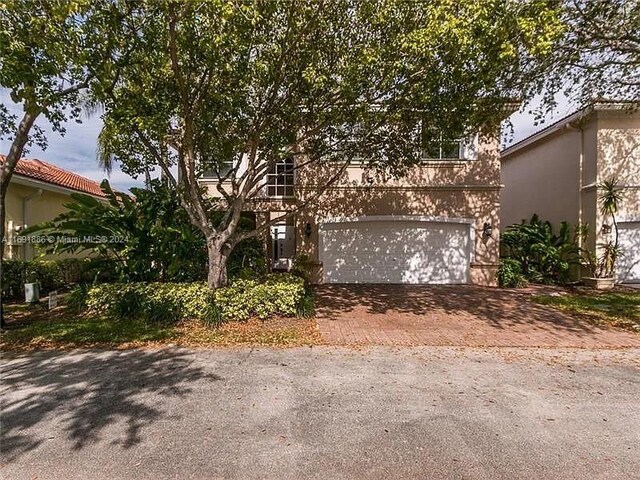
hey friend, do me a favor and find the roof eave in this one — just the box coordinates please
[10,174,107,199]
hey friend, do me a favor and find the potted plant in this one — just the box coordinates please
[582,178,623,290]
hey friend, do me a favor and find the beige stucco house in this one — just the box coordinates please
[2,156,106,260]
[202,131,502,286]
[501,104,640,283]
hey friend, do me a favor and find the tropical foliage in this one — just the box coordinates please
[583,178,624,278]
[501,215,583,285]
[22,180,205,281]
[23,180,265,282]
[497,258,527,288]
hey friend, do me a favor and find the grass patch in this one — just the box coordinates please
[1,315,176,349]
[1,303,321,350]
[533,290,640,332]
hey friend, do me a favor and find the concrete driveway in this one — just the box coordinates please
[315,285,640,347]
[2,347,639,479]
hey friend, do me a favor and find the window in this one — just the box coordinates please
[267,158,295,197]
[422,131,463,161]
[201,159,234,178]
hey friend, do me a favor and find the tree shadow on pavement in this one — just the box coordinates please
[0,348,221,463]
[314,284,601,333]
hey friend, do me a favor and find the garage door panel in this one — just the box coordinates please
[320,220,471,284]
[616,222,640,283]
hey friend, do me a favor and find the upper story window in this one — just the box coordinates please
[201,159,234,178]
[267,158,295,197]
[331,120,469,163]
[422,131,463,161]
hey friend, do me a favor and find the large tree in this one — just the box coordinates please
[96,0,563,288]
[0,0,118,237]
[527,0,640,114]
[0,0,123,326]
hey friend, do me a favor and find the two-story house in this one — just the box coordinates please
[201,129,503,286]
[501,103,640,283]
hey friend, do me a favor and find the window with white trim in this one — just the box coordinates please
[421,131,463,161]
[267,158,295,197]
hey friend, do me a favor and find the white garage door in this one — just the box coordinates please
[616,222,640,283]
[319,218,472,284]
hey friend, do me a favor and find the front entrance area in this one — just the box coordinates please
[318,216,472,284]
[271,221,295,271]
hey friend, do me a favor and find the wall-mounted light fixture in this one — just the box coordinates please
[304,222,313,238]
[601,224,612,235]
[482,222,493,238]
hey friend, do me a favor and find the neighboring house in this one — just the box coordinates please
[501,103,640,283]
[2,156,106,260]
[202,130,503,286]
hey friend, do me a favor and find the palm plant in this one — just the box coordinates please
[584,177,624,278]
[599,178,623,249]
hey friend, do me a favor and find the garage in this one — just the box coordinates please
[319,216,473,284]
[616,222,640,283]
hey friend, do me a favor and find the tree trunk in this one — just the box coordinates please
[206,239,228,289]
[1,108,40,329]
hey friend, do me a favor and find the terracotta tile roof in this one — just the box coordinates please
[1,154,106,197]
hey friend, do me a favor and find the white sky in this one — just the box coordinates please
[1,90,577,192]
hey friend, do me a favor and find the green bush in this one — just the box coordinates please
[70,274,308,323]
[84,282,218,324]
[2,260,27,299]
[1,258,88,299]
[66,284,90,313]
[227,236,267,280]
[497,259,527,288]
[500,215,581,285]
[291,254,315,284]
[214,273,306,321]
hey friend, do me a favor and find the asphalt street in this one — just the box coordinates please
[1,346,639,479]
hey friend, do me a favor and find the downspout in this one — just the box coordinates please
[22,189,43,260]
[566,122,584,249]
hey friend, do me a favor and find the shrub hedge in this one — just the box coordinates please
[78,274,308,324]
[213,274,306,321]
[84,282,218,324]
[1,258,89,299]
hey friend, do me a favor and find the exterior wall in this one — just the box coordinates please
[199,134,502,286]
[500,107,640,280]
[501,127,582,231]
[596,110,640,223]
[296,134,501,285]
[3,178,98,260]
[580,119,600,252]
[594,110,640,257]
